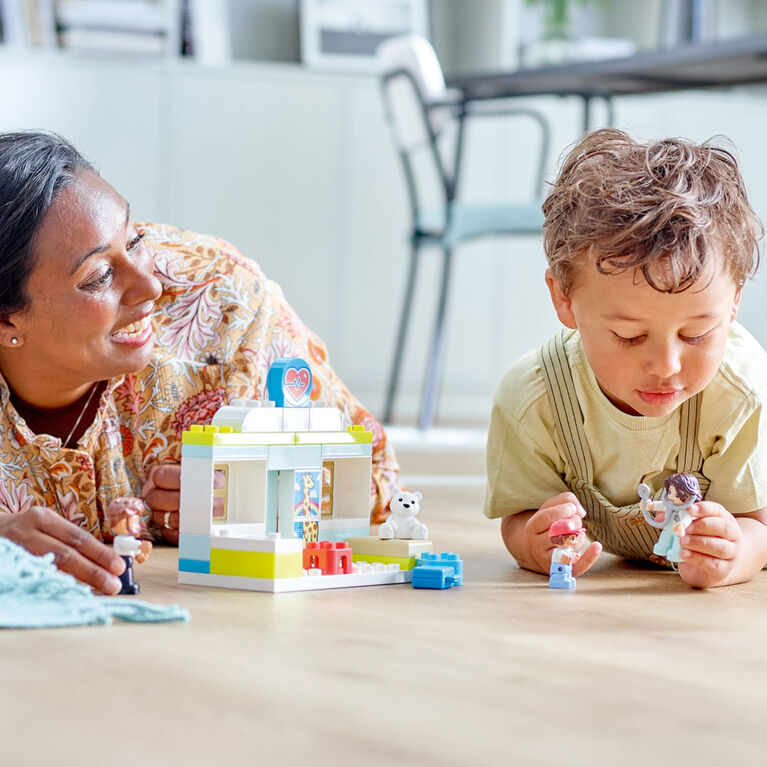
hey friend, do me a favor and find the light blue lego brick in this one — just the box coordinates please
[417,552,463,579]
[412,565,461,589]
[179,533,211,561]
[320,526,370,542]
[181,444,216,458]
[267,445,322,470]
[179,558,210,574]
[320,444,373,458]
[182,444,270,460]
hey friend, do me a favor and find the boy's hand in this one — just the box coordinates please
[502,492,602,575]
[678,501,741,588]
[0,506,125,594]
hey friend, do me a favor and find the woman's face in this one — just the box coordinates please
[5,171,162,402]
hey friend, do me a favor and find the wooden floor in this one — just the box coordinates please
[2,448,767,766]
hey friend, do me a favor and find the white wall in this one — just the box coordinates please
[1,47,767,427]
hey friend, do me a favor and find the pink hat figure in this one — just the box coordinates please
[548,517,586,591]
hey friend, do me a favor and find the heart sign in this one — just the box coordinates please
[267,358,313,408]
[284,366,311,406]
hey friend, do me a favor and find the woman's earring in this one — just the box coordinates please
[10,337,18,345]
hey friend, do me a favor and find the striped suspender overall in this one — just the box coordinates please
[537,331,710,561]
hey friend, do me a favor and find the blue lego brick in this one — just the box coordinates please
[179,533,211,561]
[417,552,463,578]
[320,444,373,458]
[267,358,312,407]
[181,444,270,460]
[412,565,461,589]
[267,445,322,471]
[179,558,211,574]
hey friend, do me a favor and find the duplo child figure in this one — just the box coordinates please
[484,128,767,589]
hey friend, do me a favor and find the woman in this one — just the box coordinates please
[0,131,399,594]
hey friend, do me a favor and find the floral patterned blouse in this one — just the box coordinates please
[0,223,399,537]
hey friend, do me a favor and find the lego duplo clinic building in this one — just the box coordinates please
[177,358,431,592]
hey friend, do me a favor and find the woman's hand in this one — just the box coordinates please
[143,464,181,545]
[0,506,125,594]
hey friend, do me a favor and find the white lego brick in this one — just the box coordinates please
[308,405,346,432]
[210,534,303,554]
[178,568,412,592]
[179,456,215,536]
[211,402,285,432]
[281,407,311,432]
[242,406,284,432]
[211,523,266,538]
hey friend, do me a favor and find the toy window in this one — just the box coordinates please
[212,464,229,522]
[321,460,334,518]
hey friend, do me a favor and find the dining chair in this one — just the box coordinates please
[378,35,550,430]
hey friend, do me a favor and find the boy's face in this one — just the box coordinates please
[546,255,741,417]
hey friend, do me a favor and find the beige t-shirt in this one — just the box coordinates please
[484,322,767,519]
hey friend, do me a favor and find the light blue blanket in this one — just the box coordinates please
[0,537,189,628]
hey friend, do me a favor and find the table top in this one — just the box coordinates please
[2,481,767,767]
[448,33,767,99]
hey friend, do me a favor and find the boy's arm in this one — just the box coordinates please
[500,493,602,576]
[679,504,767,588]
[502,511,543,573]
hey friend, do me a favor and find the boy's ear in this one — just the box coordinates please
[545,269,578,329]
[731,288,742,322]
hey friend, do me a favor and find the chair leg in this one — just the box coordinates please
[383,242,421,424]
[419,246,453,431]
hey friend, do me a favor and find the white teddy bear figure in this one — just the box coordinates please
[379,490,428,540]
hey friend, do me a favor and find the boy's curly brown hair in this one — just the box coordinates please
[543,128,763,295]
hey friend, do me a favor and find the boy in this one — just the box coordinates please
[483,128,767,589]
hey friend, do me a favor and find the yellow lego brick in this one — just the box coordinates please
[352,553,419,571]
[210,548,303,579]
[182,430,296,446]
[348,425,373,444]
